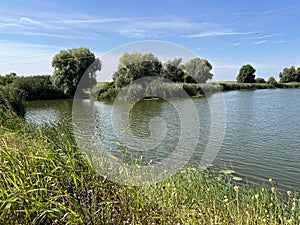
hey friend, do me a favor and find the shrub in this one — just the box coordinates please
[255,78,266,83]
[11,75,67,100]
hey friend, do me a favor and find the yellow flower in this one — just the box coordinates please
[287,191,292,196]
[234,186,239,192]
[255,194,259,199]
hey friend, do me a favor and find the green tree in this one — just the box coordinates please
[51,47,101,96]
[160,58,184,82]
[279,66,300,83]
[113,52,162,88]
[183,58,213,83]
[267,76,277,85]
[236,64,256,83]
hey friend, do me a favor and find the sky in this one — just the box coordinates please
[1,0,300,81]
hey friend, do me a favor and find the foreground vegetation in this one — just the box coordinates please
[0,100,300,224]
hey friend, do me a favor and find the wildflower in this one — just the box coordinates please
[287,191,292,196]
[223,198,229,203]
[234,186,239,192]
[269,178,272,183]
[271,187,276,194]
[255,194,259,199]
[87,189,93,194]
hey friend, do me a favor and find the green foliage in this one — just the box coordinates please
[11,75,67,100]
[0,73,17,85]
[183,58,213,83]
[183,83,222,96]
[255,77,266,83]
[100,53,215,100]
[279,66,300,83]
[220,82,276,91]
[113,52,162,88]
[236,64,256,83]
[160,58,185,82]
[97,82,120,100]
[0,86,25,117]
[268,76,278,85]
[51,47,101,96]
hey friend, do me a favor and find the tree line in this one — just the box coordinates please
[236,64,300,84]
[1,47,300,103]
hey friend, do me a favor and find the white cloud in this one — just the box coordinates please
[275,40,285,43]
[186,31,255,38]
[253,40,267,45]
[245,32,284,40]
[232,42,241,46]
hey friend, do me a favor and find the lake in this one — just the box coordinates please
[25,88,300,191]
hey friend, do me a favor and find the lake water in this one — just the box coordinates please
[25,89,300,191]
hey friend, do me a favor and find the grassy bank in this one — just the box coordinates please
[0,115,300,224]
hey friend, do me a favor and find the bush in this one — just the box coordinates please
[11,75,67,100]
[255,78,266,83]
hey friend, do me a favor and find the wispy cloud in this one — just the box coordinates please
[19,16,66,30]
[185,31,256,38]
[254,40,267,45]
[53,17,131,24]
[245,32,284,40]
[0,15,214,39]
[232,42,241,46]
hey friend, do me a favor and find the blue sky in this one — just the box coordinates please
[1,0,300,81]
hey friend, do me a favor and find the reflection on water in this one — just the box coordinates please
[26,89,300,191]
[25,99,73,125]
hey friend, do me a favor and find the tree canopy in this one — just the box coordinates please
[51,47,101,96]
[161,58,185,82]
[279,66,300,83]
[112,53,214,88]
[183,58,213,83]
[113,52,162,88]
[236,64,256,83]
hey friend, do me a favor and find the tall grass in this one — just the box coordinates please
[0,86,25,117]
[0,116,299,224]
